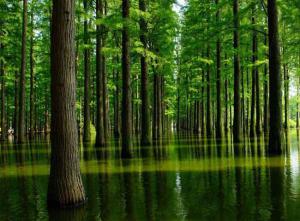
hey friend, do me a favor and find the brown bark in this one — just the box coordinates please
[139,0,151,145]
[0,47,6,141]
[95,0,105,146]
[121,0,133,157]
[48,0,86,207]
[18,0,28,143]
[233,0,242,142]
[206,45,212,137]
[268,0,282,154]
[29,8,35,139]
[83,0,91,142]
[215,0,222,139]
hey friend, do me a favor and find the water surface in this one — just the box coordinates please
[0,132,300,220]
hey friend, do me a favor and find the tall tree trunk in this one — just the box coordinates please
[283,63,289,130]
[250,6,257,137]
[29,8,35,139]
[14,70,19,139]
[114,55,120,138]
[255,7,261,135]
[263,35,269,133]
[215,0,222,139]
[224,54,228,134]
[18,0,28,143]
[83,0,91,142]
[201,69,205,136]
[206,45,212,137]
[95,0,105,146]
[233,0,242,142]
[0,48,6,141]
[121,0,132,157]
[268,0,282,154]
[139,0,150,145]
[48,0,86,207]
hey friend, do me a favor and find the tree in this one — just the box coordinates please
[121,0,132,157]
[215,0,222,139]
[48,0,86,207]
[18,0,28,143]
[268,0,282,154]
[139,0,151,145]
[233,0,241,142]
[95,0,105,147]
[83,0,91,142]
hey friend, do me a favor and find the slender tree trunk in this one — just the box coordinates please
[121,0,132,157]
[201,69,205,136]
[224,54,228,134]
[18,0,28,143]
[0,49,6,141]
[95,0,105,146]
[233,0,241,142]
[216,0,222,138]
[263,35,269,133]
[139,0,150,145]
[268,0,282,154]
[255,11,261,135]
[283,63,289,130]
[48,0,86,207]
[250,7,257,137]
[29,9,35,139]
[114,55,121,138]
[83,0,91,142]
[206,45,212,137]
[14,70,19,139]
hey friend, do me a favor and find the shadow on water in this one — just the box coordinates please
[1,131,300,220]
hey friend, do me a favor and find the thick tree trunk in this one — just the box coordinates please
[233,0,242,142]
[139,0,150,145]
[216,0,222,139]
[48,0,86,207]
[121,0,132,157]
[18,0,28,143]
[95,0,105,146]
[83,0,91,142]
[268,0,282,154]
[224,54,228,134]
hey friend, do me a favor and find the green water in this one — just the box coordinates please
[1,131,300,221]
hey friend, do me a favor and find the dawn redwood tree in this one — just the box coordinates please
[233,0,241,142]
[18,0,28,143]
[121,0,133,157]
[268,0,282,154]
[0,46,6,141]
[29,6,35,138]
[206,45,212,137]
[48,0,86,207]
[95,0,105,146]
[250,4,257,137]
[83,0,91,142]
[215,0,222,139]
[139,0,151,145]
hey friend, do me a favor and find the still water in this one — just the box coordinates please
[0,131,300,221]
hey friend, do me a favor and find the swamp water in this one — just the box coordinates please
[0,131,300,220]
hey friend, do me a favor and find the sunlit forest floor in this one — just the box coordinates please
[1,130,300,220]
